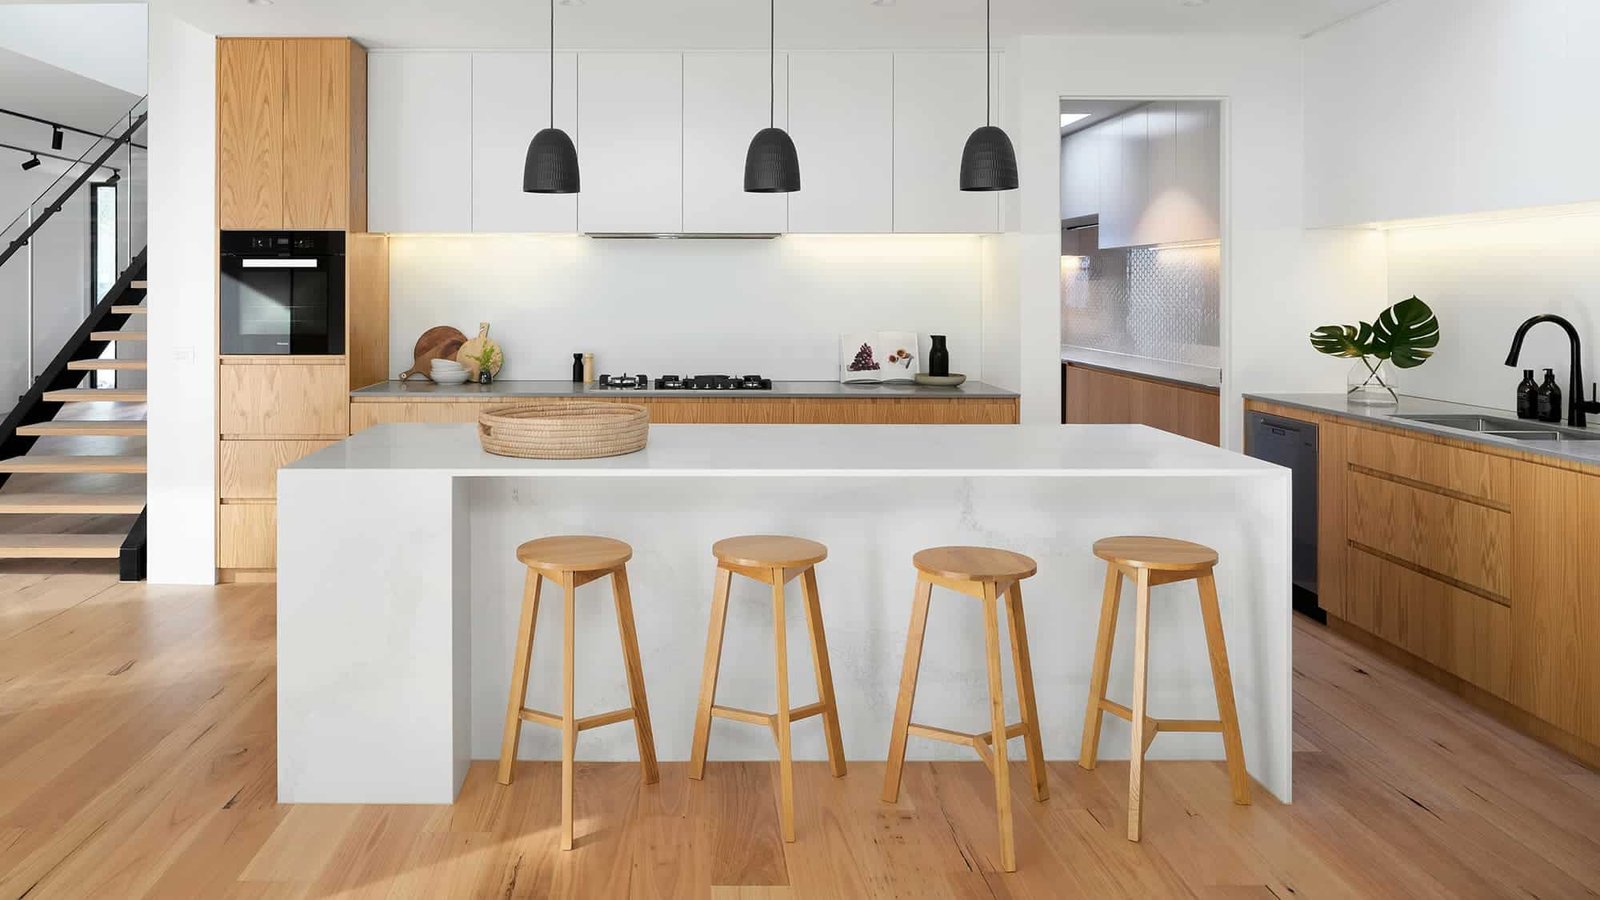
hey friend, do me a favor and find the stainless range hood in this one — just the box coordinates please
[585,232,781,240]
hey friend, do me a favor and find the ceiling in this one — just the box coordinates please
[0,46,141,132]
[162,0,1390,49]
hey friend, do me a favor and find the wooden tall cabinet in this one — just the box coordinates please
[218,37,367,230]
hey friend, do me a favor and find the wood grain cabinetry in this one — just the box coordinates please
[1062,362,1220,445]
[220,440,336,500]
[220,360,351,438]
[218,37,366,230]
[1246,398,1600,763]
[219,503,277,569]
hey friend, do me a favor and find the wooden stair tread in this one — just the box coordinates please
[43,389,146,403]
[16,420,147,437]
[0,493,145,514]
[0,533,124,558]
[111,305,147,314]
[130,280,147,289]
[90,331,147,342]
[0,455,147,474]
[67,359,146,371]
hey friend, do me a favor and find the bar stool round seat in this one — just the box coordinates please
[913,546,1037,582]
[516,535,632,573]
[1092,536,1218,571]
[712,535,827,570]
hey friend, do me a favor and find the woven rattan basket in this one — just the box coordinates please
[477,401,649,459]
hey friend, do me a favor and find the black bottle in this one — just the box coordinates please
[1536,368,1562,423]
[572,353,584,383]
[928,335,950,377]
[1516,369,1538,419]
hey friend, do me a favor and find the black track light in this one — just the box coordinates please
[523,0,580,194]
[50,126,63,150]
[958,0,1019,192]
[744,0,800,193]
[21,153,40,171]
[105,170,121,186]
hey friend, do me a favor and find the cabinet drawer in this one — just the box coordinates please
[220,361,349,437]
[1345,547,1510,699]
[219,502,276,569]
[1346,469,1510,598]
[1347,425,1511,505]
[350,400,489,432]
[220,440,336,500]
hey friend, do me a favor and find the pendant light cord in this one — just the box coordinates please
[549,0,555,129]
[769,0,776,128]
[985,0,991,126]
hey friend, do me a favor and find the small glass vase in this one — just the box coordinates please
[1347,357,1398,406]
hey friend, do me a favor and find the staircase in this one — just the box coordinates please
[0,260,149,579]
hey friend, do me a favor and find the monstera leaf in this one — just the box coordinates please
[1369,296,1439,369]
[1309,322,1375,358]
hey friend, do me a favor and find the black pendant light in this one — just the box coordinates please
[744,0,800,193]
[523,0,579,194]
[959,0,1018,192]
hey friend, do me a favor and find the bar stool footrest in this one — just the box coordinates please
[1097,699,1225,751]
[906,720,1029,773]
[519,706,637,732]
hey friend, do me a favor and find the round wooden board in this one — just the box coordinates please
[399,326,468,381]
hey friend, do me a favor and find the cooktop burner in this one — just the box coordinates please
[594,374,773,391]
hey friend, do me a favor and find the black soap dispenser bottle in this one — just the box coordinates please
[1516,369,1539,419]
[1536,368,1563,423]
[572,353,584,384]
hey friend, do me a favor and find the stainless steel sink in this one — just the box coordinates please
[1396,414,1600,442]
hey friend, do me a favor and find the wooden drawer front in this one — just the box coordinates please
[220,440,336,500]
[1347,425,1511,505]
[351,400,488,432]
[1346,547,1511,698]
[350,397,1021,429]
[1346,470,1510,598]
[219,503,276,569]
[221,362,349,437]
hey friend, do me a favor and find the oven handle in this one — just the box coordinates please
[239,258,319,269]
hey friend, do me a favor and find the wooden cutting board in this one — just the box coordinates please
[399,326,468,381]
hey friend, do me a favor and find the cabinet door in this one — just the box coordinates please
[367,51,473,233]
[471,52,578,233]
[787,52,892,233]
[1099,108,1148,249]
[1060,128,1101,221]
[1173,101,1220,242]
[220,439,337,500]
[218,39,284,229]
[892,52,998,233]
[219,361,350,437]
[682,52,787,234]
[284,39,352,229]
[219,503,277,569]
[577,53,683,234]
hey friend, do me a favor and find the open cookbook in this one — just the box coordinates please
[839,331,919,383]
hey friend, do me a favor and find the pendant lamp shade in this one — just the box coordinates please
[524,127,580,194]
[959,125,1018,192]
[744,127,800,193]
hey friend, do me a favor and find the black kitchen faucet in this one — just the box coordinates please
[1504,314,1600,428]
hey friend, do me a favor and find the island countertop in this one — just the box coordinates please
[352,379,1019,400]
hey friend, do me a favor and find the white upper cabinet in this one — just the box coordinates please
[786,52,893,234]
[1091,103,1218,249]
[892,52,999,233]
[682,52,787,234]
[1060,126,1102,222]
[577,53,683,234]
[471,52,578,233]
[368,52,473,233]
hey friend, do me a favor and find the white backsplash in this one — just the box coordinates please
[1060,240,1222,370]
[386,234,985,381]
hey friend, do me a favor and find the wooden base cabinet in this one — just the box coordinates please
[1247,399,1600,764]
[1062,363,1220,446]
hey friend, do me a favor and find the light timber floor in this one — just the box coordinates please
[0,574,1596,899]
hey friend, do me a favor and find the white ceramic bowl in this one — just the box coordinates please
[430,360,465,372]
[431,371,471,385]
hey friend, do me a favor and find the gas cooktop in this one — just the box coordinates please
[595,374,773,391]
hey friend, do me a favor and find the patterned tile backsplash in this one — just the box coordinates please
[1061,238,1221,369]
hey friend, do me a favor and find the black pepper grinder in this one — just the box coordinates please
[928,335,950,377]
[572,353,584,383]
[1516,369,1538,419]
[1536,368,1562,423]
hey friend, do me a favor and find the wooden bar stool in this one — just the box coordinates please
[689,535,846,843]
[1078,536,1250,842]
[496,535,659,851]
[883,546,1049,873]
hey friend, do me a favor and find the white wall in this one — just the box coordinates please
[145,5,216,585]
[1383,209,1600,410]
[388,235,985,380]
[1001,34,1374,444]
[1305,0,1600,227]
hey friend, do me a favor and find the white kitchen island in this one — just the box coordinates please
[277,423,1292,805]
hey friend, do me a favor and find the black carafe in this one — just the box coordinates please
[572,353,584,383]
[1536,368,1562,423]
[928,335,950,377]
[1516,369,1538,419]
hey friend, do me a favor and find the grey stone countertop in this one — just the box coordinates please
[352,379,1019,400]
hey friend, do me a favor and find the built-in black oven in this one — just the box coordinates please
[220,230,345,355]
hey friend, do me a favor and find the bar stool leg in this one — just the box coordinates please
[497,569,543,785]
[560,577,577,851]
[980,582,1016,873]
[1004,580,1049,802]
[770,569,796,842]
[1126,567,1152,843]
[611,566,659,785]
[689,568,732,781]
[1197,570,1251,806]
[800,567,847,778]
[882,577,933,804]
[1079,564,1123,770]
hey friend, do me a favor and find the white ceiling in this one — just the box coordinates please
[161,0,1390,49]
[0,46,141,132]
